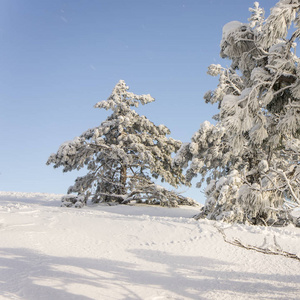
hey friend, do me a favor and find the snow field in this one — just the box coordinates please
[0,191,299,299]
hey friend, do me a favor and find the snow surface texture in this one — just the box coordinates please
[0,192,299,300]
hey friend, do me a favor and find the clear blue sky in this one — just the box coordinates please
[0,0,274,203]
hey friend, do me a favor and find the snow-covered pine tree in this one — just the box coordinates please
[174,1,300,225]
[47,80,196,208]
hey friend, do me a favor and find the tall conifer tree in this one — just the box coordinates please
[175,1,300,224]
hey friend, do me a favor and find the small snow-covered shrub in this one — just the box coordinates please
[61,194,85,208]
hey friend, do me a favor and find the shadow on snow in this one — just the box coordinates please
[0,247,299,299]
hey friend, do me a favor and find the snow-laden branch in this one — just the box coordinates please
[270,168,300,205]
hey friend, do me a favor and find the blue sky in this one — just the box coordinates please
[0,0,274,203]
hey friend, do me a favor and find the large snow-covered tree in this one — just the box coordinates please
[47,80,195,207]
[175,1,300,225]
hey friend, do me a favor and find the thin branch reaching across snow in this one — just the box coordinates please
[214,224,300,262]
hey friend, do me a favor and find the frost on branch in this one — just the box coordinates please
[248,1,265,33]
[177,1,300,225]
[47,80,196,208]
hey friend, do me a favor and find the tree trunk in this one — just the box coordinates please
[119,164,127,198]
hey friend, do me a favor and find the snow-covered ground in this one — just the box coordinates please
[0,192,299,300]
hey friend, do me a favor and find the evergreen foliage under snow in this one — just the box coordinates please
[175,0,300,225]
[47,81,196,207]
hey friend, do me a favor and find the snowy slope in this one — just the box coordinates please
[0,191,299,300]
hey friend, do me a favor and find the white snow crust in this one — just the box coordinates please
[0,191,299,299]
